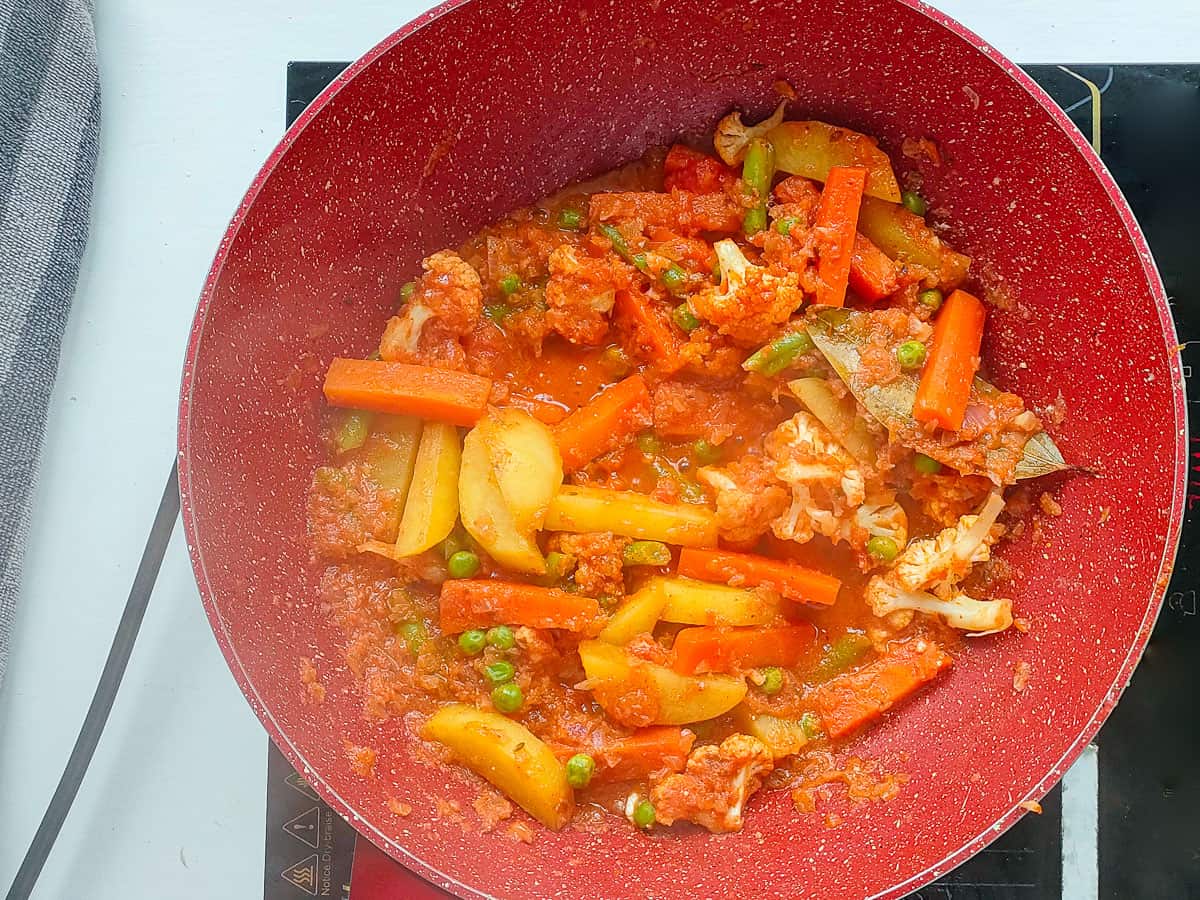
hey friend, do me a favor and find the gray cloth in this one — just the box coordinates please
[0,0,100,684]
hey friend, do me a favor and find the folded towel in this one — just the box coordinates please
[0,0,101,685]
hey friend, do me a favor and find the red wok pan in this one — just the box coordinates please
[177,0,1186,896]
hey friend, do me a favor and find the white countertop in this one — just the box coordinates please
[0,2,1195,897]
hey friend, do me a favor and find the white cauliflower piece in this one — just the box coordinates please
[856,500,908,547]
[650,734,774,833]
[689,239,805,345]
[866,492,1013,634]
[713,101,787,164]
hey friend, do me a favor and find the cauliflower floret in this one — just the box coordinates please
[866,492,1013,634]
[544,244,621,346]
[713,101,786,164]
[650,734,774,833]
[689,240,806,346]
[380,251,482,368]
[765,411,866,545]
[697,454,791,546]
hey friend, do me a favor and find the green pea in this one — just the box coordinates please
[812,633,872,681]
[457,629,486,656]
[662,265,689,297]
[672,303,700,333]
[896,340,927,369]
[775,216,801,236]
[399,280,416,302]
[566,753,596,789]
[632,799,656,829]
[484,660,516,685]
[484,303,511,324]
[917,288,944,310]
[913,453,943,475]
[901,190,928,216]
[867,535,899,562]
[441,531,469,561]
[759,667,784,695]
[491,682,524,713]
[600,345,632,376]
[397,621,426,652]
[623,541,672,567]
[486,625,516,651]
[447,550,480,579]
[693,438,722,465]
[544,551,577,581]
[799,711,825,741]
[499,273,522,295]
[335,410,371,454]
[636,432,663,454]
[558,207,583,230]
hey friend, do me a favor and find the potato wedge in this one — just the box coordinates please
[788,377,877,465]
[644,576,781,626]
[598,584,669,645]
[394,421,460,556]
[732,705,810,758]
[545,485,717,547]
[767,120,901,202]
[578,640,747,726]
[481,407,563,534]
[360,414,421,495]
[422,704,573,829]
[459,421,546,574]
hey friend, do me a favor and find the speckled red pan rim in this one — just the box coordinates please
[176,1,1188,897]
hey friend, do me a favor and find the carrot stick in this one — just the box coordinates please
[671,624,817,674]
[677,547,841,606]
[438,579,602,634]
[847,232,899,302]
[814,641,952,738]
[913,289,986,431]
[323,358,492,427]
[813,166,869,307]
[554,375,652,472]
[593,726,696,783]
[613,288,684,374]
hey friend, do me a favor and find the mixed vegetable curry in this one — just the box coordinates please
[309,103,1066,835]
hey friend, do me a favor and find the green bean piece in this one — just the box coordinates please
[812,633,873,681]
[484,303,512,324]
[486,625,516,651]
[866,535,899,562]
[484,660,516,685]
[901,190,928,216]
[775,215,801,236]
[599,223,636,264]
[335,410,372,453]
[913,452,943,475]
[672,302,700,333]
[457,629,486,656]
[632,799,657,829]
[447,550,481,579]
[399,280,416,302]
[741,137,775,236]
[491,682,524,713]
[566,754,596,789]
[499,273,522,295]
[917,288,944,310]
[896,340,927,369]
[759,667,784,695]
[799,711,825,741]
[623,541,672,567]
[661,264,689,297]
[742,330,815,376]
[558,207,583,230]
[692,438,722,465]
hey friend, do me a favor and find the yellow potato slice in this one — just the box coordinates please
[732,705,809,758]
[394,421,460,556]
[597,585,669,645]
[545,485,717,547]
[459,420,545,573]
[644,576,780,626]
[422,704,573,829]
[481,408,563,534]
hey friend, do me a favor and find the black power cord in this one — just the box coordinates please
[5,463,180,900]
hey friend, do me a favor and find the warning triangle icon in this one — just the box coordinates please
[283,806,322,849]
[285,771,320,801]
[281,854,319,896]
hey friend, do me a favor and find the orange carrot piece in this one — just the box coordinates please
[663,145,739,194]
[813,166,869,307]
[847,232,899,302]
[593,726,696,783]
[671,624,817,675]
[323,358,491,427]
[677,547,841,606]
[438,580,602,634]
[554,375,652,472]
[613,288,684,374]
[913,289,987,431]
[506,393,570,425]
[814,641,952,738]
